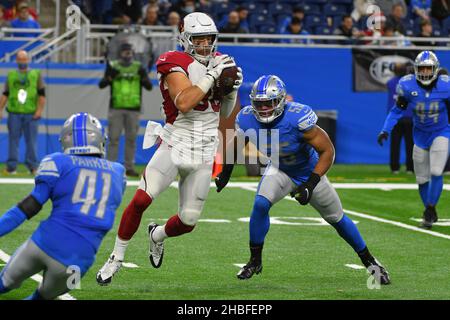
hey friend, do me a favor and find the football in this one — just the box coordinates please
[214,66,239,98]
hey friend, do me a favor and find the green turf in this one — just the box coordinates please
[0,168,449,300]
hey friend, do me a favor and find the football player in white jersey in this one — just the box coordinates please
[96,12,243,285]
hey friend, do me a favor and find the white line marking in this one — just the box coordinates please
[122,262,139,268]
[1,178,449,191]
[0,249,76,300]
[153,218,231,223]
[410,218,450,226]
[236,185,450,241]
[233,264,245,268]
[345,264,365,270]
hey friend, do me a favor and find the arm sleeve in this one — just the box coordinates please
[0,206,27,237]
[139,67,153,91]
[382,106,404,133]
[3,81,9,96]
[99,63,114,89]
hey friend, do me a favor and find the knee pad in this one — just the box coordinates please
[179,208,201,226]
[323,211,343,225]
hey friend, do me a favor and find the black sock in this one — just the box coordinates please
[249,242,263,265]
[357,246,375,268]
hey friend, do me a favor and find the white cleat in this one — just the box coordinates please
[148,223,164,268]
[96,254,122,286]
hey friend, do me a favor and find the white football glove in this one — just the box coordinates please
[206,54,236,81]
[233,67,243,91]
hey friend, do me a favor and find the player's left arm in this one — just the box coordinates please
[0,182,50,237]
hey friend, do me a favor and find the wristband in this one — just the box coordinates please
[196,75,215,94]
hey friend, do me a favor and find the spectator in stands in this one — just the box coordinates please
[282,17,312,45]
[411,0,432,21]
[0,5,10,27]
[3,0,38,21]
[0,50,46,175]
[279,6,305,34]
[172,0,196,19]
[381,24,411,46]
[166,11,180,27]
[431,0,450,23]
[376,0,407,18]
[361,12,386,44]
[385,62,414,174]
[112,0,143,25]
[197,0,212,15]
[236,6,249,32]
[98,43,153,177]
[386,3,407,35]
[219,10,248,42]
[413,19,437,46]
[10,1,40,38]
[141,5,162,26]
[333,15,363,45]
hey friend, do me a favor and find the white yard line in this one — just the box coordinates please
[345,264,365,270]
[237,185,450,241]
[1,178,449,191]
[0,249,76,300]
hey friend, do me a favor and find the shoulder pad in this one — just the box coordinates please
[36,152,67,179]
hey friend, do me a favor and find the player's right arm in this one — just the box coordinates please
[161,53,235,113]
[0,154,62,237]
[378,78,411,146]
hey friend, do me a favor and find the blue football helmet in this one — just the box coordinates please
[59,113,107,157]
[414,51,440,85]
[249,75,287,123]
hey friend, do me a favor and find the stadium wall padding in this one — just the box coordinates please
[1,47,450,165]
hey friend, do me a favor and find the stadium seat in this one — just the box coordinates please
[304,15,328,29]
[212,2,237,16]
[249,13,274,31]
[267,2,292,16]
[442,17,450,36]
[241,2,267,12]
[302,4,322,15]
[323,4,348,17]
[315,26,332,35]
[259,24,278,34]
[304,0,327,4]
[330,0,352,4]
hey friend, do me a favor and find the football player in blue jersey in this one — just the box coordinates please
[0,113,126,300]
[216,75,390,284]
[378,51,450,229]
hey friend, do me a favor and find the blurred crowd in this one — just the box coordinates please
[1,0,449,46]
[70,0,450,45]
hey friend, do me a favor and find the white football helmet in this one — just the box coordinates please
[179,12,218,64]
[414,51,440,86]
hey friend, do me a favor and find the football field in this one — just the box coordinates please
[0,165,449,300]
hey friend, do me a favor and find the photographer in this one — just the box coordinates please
[99,42,152,177]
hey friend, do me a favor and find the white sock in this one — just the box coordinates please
[152,225,168,243]
[112,237,129,261]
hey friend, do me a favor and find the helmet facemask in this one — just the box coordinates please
[181,32,218,64]
[414,51,440,86]
[250,75,287,124]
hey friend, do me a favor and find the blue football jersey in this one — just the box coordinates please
[383,74,450,148]
[236,101,319,185]
[30,152,126,273]
[397,74,450,131]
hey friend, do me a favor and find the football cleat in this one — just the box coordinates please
[148,223,164,268]
[237,261,262,280]
[420,206,438,229]
[96,254,122,286]
[363,258,391,285]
